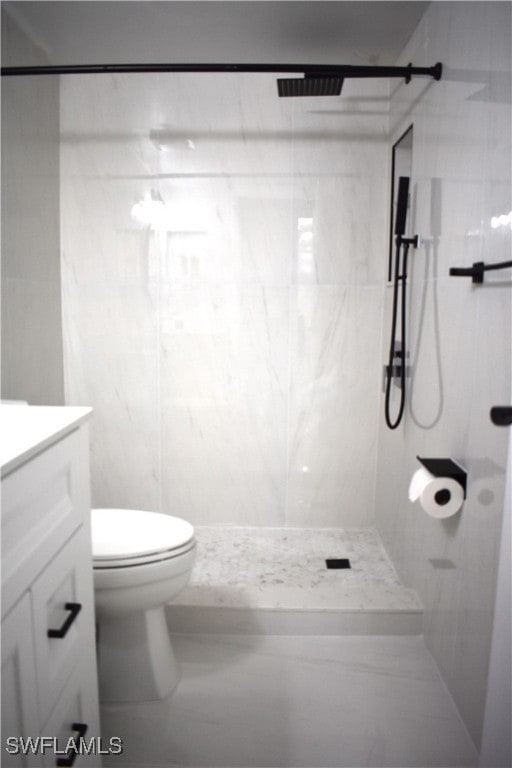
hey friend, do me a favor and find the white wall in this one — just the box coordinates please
[1,11,64,404]
[480,429,512,767]
[375,1,511,750]
[60,72,388,526]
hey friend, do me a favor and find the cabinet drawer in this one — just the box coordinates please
[2,428,90,617]
[42,659,101,768]
[31,529,96,726]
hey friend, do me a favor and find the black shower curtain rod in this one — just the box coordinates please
[1,61,442,81]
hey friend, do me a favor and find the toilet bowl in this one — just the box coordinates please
[91,508,196,703]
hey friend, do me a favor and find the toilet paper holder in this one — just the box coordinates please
[416,457,467,499]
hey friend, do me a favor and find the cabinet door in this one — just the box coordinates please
[31,529,97,726]
[2,429,87,618]
[41,659,102,768]
[1,595,43,767]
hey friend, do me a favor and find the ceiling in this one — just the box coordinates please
[3,1,429,67]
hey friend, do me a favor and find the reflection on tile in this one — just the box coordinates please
[291,169,388,287]
[101,635,478,768]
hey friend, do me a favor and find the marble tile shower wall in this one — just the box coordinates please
[60,74,388,527]
[375,2,511,750]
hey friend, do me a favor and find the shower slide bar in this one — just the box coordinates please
[449,260,512,283]
[1,61,442,85]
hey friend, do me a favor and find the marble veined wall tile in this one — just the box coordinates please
[159,284,289,525]
[62,280,161,510]
[291,174,388,287]
[65,344,161,511]
[375,0,511,750]
[288,285,382,527]
[60,66,386,528]
[290,79,389,287]
[425,281,510,744]
[153,181,294,287]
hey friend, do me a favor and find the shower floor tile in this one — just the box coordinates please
[171,527,422,622]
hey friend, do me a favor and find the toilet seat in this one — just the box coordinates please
[91,508,195,569]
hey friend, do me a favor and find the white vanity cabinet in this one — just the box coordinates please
[1,407,101,768]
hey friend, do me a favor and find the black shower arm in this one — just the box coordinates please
[1,61,443,80]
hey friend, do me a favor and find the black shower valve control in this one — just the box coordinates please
[382,361,411,391]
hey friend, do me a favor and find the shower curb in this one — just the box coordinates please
[166,604,423,636]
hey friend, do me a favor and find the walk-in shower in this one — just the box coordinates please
[2,59,447,587]
[0,56,446,567]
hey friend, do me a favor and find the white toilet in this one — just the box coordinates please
[91,508,196,703]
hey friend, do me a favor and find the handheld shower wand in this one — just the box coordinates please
[394,176,410,241]
[384,176,418,430]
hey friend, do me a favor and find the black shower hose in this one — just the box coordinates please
[384,238,410,429]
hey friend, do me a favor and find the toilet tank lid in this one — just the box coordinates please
[91,508,194,559]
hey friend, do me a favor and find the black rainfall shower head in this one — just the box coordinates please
[277,73,344,97]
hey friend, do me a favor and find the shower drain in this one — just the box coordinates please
[325,558,351,569]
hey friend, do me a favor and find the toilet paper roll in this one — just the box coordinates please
[408,467,464,519]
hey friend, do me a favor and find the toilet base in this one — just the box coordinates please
[97,607,180,702]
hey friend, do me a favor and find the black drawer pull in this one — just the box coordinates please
[56,722,88,767]
[47,602,82,639]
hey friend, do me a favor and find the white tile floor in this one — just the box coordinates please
[99,527,477,767]
[100,634,478,768]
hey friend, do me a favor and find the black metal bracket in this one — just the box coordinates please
[490,406,512,426]
[449,260,512,284]
[397,234,420,248]
[403,62,442,84]
[416,456,467,498]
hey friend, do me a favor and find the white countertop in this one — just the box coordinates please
[0,405,92,477]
